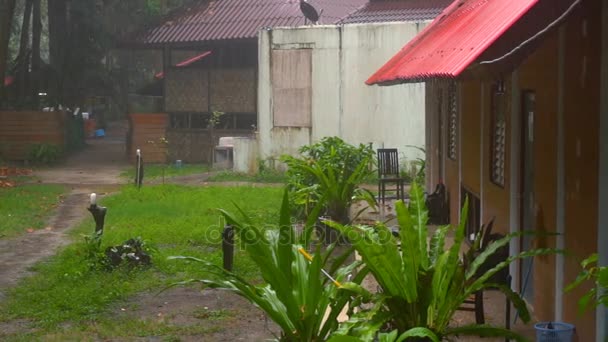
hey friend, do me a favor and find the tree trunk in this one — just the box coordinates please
[0,0,17,107]
[31,0,41,105]
[47,0,67,103]
[17,0,34,101]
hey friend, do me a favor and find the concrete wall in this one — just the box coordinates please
[258,22,427,165]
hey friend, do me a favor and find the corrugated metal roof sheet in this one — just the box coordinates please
[366,0,540,84]
[137,0,368,45]
[155,51,212,78]
[341,0,451,24]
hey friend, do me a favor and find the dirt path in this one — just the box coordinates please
[0,121,130,301]
[0,189,90,301]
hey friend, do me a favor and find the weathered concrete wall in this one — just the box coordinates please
[258,22,427,164]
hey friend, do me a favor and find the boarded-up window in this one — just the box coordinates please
[447,82,458,160]
[490,83,506,187]
[272,49,312,127]
[165,68,209,112]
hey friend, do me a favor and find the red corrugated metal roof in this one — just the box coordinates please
[154,51,212,79]
[137,0,368,45]
[341,0,451,24]
[366,0,540,85]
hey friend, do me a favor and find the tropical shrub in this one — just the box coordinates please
[565,253,608,313]
[170,191,366,341]
[328,183,557,341]
[281,137,376,224]
[27,143,63,164]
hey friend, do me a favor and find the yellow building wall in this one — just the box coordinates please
[517,29,559,324]
[431,2,602,339]
[460,81,482,198]
[561,1,601,340]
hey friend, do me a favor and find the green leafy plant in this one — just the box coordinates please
[565,253,608,313]
[281,137,376,224]
[399,146,426,185]
[170,191,365,341]
[328,183,557,341]
[27,143,63,164]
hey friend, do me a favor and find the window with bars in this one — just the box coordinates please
[490,83,507,187]
[447,82,458,160]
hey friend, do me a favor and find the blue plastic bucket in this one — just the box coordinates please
[534,322,574,342]
[95,129,105,137]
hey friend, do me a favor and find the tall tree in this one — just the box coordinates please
[17,0,33,100]
[31,0,41,103]
[0,0,17,106]
[47,0,66,103]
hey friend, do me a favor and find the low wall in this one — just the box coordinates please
[128,113,168,163]
[167,128,253,163]
[0,111,67,161]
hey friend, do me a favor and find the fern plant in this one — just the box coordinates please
[281,137,376,224]
[328,183,557,342]
[170,191,366,341]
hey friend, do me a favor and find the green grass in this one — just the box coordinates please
[0,184,66,238]
[0,185,282,336]
[121,163,210,181]
[207,170,286,183]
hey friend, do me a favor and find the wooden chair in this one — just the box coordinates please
[377,148,406,203]
[459,219,511,334]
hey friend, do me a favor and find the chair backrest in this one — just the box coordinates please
[377,148,400,177]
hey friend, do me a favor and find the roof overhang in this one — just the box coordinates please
[154,51,212,79]
[367,0,579,85]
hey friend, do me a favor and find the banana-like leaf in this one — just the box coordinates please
[429,225,449,265]
[483,282,530,323]
[394,327,439,342]
[463,248,561,312]
[395,200,420,302]
[378,330,398,342]
[444,324,529,342]
[408,183,429,270]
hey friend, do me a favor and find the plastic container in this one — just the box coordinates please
[534,322,574,342]
[175,160,183,168]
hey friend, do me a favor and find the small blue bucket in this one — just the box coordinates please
[534,322,574,342]
[175,160,183,168]
[95,129,105,137]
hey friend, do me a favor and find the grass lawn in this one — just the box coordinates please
[121,163,210,181]
[0,184,283,339]
[207,170,286,183]
[0,184,66,238]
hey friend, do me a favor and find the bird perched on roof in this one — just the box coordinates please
[300,0,320,25]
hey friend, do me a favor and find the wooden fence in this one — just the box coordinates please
[0,111,67,161]
[128,113,169,163]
